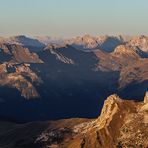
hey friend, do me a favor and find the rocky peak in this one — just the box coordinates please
[144,91,148,104]
[129,35,148,52]
[0,43,43,63]
[0,62,41,99]
[82,34,97,43]
[98,94,122,127]
[65,35,98,49]
[0,93,147,148]
[113,45,139,57]
[44,44,75,64]
[111,45,142,65]
[140,91,148,112]
[71,94,147,148]
[9,35,45,48]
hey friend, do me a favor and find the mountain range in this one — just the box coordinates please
[0,34,147,147]
[0,35,148,122]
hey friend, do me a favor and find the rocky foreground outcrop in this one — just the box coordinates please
[64,93,148,148]
[0,92,147,148]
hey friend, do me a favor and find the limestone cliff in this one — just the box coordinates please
[33,93,148,148]
[0,93,147,148]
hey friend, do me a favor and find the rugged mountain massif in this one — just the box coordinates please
[0,35,147,147]
[0,92,147,148]
[0,35,147,122]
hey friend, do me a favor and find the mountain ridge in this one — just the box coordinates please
[0,35,147,122]
[1,35,148,52]
[0,92,147,148]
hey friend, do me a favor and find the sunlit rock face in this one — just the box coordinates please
[144,91,148,104]
[0,93,147,148]
[68,94,148,148]
[129,35,148,52]
[0,63,41,99]
[0,43,43,99]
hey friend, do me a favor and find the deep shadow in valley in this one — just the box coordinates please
[0,46,146,122]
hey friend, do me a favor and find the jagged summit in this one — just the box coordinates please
[113,44,140,59]
[129,35,148,52]
[0,35,45,52]
[10,35,45,49]
[65,35,123,52]
[0,43,43,63]
[0,35,148,53]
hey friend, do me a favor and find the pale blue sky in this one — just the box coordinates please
[0,0,148,37]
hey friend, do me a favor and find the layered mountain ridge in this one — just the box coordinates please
[1,34,148,52]
[0,92,147,148]
[0,35,147,122]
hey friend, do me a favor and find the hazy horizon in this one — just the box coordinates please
[0,0,148,37]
